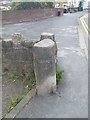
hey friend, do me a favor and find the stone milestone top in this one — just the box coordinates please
[41,32,53,36]
[34,39,55,48]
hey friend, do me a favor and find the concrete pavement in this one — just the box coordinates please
[3,12,88,118]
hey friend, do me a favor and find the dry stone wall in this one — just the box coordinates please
[2,32,57,96]
[2,39,34,75]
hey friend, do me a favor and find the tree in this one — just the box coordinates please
[78,1,83,11]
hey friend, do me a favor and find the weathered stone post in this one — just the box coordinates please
[33,38,56,96]
[40,32,57,57]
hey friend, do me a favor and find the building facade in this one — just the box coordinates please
[68,0,79,7]
[58,0,79,7]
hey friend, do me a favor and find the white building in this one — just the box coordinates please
[68,0,90,8]
[83,0,90,9]
[67,0,79,7]
[57,0,79,7]
[55,0,90,8]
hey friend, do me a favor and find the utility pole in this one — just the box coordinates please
[60,0,62,8]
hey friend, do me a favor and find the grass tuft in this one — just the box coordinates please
[7,71,36,113]
[7,94,25,113]
[56,65,64,85]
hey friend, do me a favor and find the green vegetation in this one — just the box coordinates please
[25,71,35,82]
[9,71,36,91]
[9,73,22,81]
[9,71,35,82]
[7,94,25,113]
[78,1,83,11]
[56,65,64,85]
[7,71,36,113]
[6,64,63,113]
[25,72,36,91]
[10,2,54,10]
[0,118,3,120]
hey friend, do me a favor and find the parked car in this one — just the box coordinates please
[0,6,11,11]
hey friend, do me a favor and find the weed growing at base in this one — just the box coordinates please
[7,71,36,113]
[7,94,25,113]
[56,65,64,85]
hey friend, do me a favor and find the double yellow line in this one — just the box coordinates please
[80,15,90,40]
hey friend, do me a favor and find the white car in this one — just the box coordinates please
[0,6,11,11]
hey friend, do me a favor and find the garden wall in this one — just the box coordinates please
[2,39,34,75]
[1,8,60,24]
[2,9,57,24]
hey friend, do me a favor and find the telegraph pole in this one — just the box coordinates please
[60,0,62,8]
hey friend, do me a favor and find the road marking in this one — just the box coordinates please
[81,17,90,33]
[80,16,90,40]
[80,17,88,34]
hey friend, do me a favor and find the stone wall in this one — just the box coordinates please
[2,32,57,96]
[2,32,57,77]
[2,39,34,75]
[1,8,58,24]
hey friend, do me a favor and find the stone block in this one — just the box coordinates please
[2,39,13,48]
[20,41,34,48]
[40,32,57,58]
[2,39,34,76]
[40,32,55,41]
[12,33,23,44]
[33,39,56,96]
